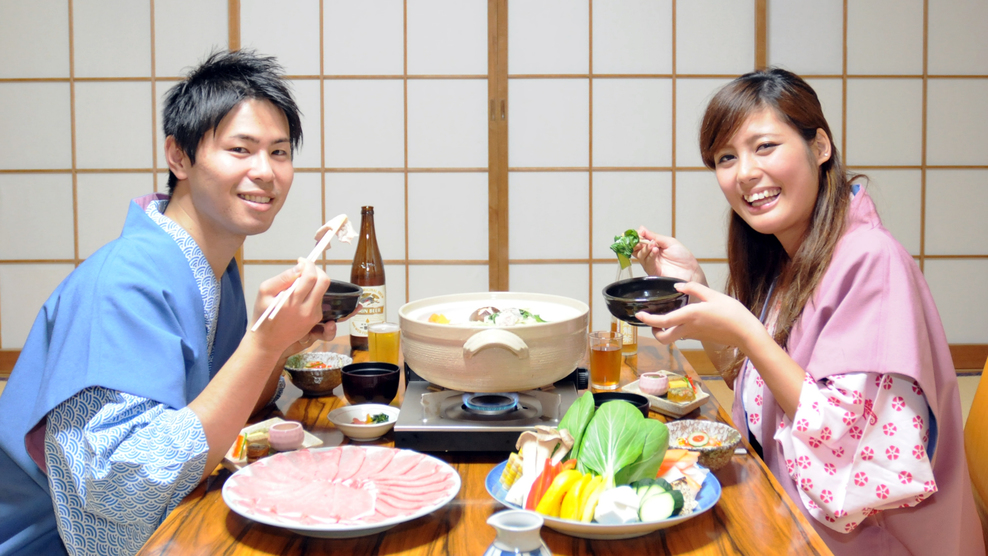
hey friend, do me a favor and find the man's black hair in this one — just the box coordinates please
[162,49,302,195]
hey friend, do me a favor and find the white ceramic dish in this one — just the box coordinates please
[222,417,323,472]
[328,404,400,441]
[485,461,721,540]
[622,371,709,418]
[223,446,461,539]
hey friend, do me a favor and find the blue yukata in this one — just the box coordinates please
[0,193,265,555]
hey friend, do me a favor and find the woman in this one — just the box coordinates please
[634,68,984,555]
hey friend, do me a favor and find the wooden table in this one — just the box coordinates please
[138,338,834,556]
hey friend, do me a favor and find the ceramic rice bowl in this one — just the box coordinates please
[284,352,352,397]
[665,420,741,471]
[399,292,589,393]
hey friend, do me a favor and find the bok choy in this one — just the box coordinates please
[576,400,667,490]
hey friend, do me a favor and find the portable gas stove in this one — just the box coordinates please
[394,365,589,452]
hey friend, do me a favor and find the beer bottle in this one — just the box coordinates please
[350,206,386,351]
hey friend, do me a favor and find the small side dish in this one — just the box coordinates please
[621,371,709,418]
[665,420,741,471]
[329,404,399,442]
[224,418,323,471]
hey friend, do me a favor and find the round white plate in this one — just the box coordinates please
[223,445,460,538]
[485,461,721,540]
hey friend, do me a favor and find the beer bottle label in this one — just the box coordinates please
[350,285,386,338]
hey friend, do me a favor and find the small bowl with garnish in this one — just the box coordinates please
[328,404,400,442]
[665,420,741,471]
[603,276,688,326]
[284,352,352,397]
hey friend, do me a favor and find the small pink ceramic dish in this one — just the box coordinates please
[638,372,669,396]
[268,421,305,451]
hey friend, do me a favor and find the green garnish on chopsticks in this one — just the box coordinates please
[609,229,640,269]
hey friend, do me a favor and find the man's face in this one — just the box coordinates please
[179,98,294,245]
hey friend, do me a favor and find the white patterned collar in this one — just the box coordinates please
[144,199,220,367]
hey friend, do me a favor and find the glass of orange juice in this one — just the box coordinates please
[589,331,622,391]
[368,322,401,365]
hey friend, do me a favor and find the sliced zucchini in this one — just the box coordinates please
[639,490,685,522]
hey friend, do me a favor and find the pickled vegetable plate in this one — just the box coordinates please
[485,460,721,540]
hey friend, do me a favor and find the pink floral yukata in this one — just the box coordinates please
[731,190,984,555]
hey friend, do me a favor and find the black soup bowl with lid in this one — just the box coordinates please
[341,362,400,405]
[321,280,363,323]
[603,276,688,326]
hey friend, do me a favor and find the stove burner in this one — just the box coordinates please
[462,392,520,416]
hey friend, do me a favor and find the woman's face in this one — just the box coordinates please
[712,108,831,256]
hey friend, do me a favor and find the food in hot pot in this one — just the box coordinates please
[427,306,547,326]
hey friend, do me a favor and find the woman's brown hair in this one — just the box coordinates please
[699,68,858,383]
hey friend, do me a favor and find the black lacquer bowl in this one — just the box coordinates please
[341,362,400,405]
[593,392,650,418]
[321,280,363,323]
[603,276,688,326]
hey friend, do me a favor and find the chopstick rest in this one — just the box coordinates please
[251,214,357,332]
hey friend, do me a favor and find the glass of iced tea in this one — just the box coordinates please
[589,331,622,391]
[368,322,401,365]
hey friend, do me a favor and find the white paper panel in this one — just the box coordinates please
[407,80,488,168]
[242,0,321,76]
[845,79,923,166]
[324,0,404,75]
[512,263,589,308]
[74,0,151,78]
[803,78,844,154]
[0,174,74,259]
[925,259,988,344]
[677,0,754,75]
[407,0,487,75]
[243,172,323,261]
[925,170,988,256]
[289,79,324,170]
[675,171,730,260]
[850,170,922,256]
[675,78,731,169]
[592,79,672,168]
[927,79,988,166]
[0,264,74,349]
[508,79,589,167]
[76,174,154,258]
[767,0,843,75]
[324,80,405,168]
[324,173,406,262]
[75,82,154,169]
[408,173,488,261]
[592,0,672,75]
[509,172,589,260]
[409,265,489,300]
[591,172,672,260]
[0,0,69,78]
[0,83,72,170]
[928,0,988,75]
[847,0,923,75]
[508,0,589,74]
[154,0,228,78]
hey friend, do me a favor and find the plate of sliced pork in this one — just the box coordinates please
[222,445,461,538]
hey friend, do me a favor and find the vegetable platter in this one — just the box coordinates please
[487,391,721,539]
[486,461,720,539]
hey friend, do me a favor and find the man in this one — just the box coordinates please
[0,50,334,555]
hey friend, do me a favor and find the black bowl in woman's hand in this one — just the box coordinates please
[603,276,688,326]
